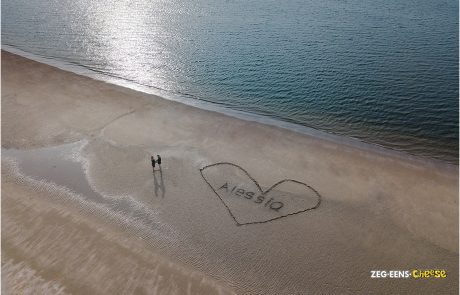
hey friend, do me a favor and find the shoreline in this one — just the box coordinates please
[2,45,458,168]
[2,50,458,294]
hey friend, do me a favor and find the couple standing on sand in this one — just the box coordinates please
[151,155,162,171]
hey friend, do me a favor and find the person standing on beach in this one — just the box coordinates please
[157,155,162,166]
[151,155,156,172]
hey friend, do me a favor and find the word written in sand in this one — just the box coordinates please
[218,182,284,211]
[200,162,321,226]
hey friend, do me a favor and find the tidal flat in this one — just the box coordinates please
[2,51,458,294]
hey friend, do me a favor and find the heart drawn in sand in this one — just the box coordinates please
[200,162,321,225]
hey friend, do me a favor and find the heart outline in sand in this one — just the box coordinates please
[199,162,321,226]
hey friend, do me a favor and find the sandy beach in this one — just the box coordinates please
[2,51,458,294]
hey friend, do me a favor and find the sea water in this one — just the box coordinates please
[2,0,458,163]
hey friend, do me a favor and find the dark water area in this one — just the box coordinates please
[2,0,458,163]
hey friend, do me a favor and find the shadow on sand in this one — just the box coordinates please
[153,166,166,198]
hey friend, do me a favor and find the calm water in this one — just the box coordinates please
[2,0,458,163]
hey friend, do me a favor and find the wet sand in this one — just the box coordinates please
[2,51,458,294]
